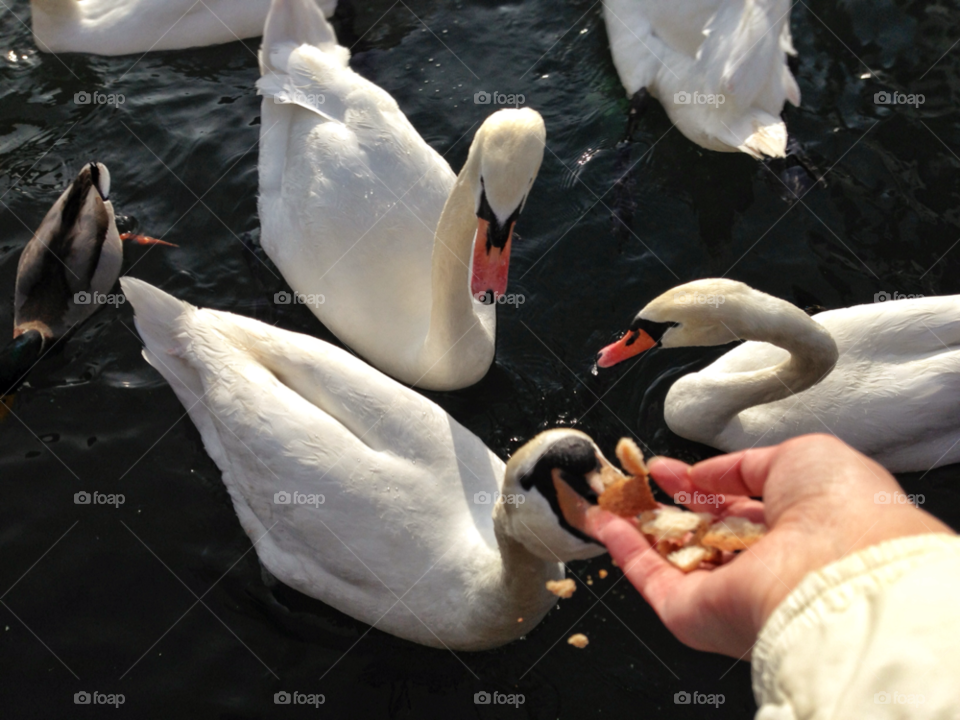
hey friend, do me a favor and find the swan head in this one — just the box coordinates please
[597,279,772,367]
[498,428,617,561]
[468,107,545,303]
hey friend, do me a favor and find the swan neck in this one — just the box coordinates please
[672,301,839,439]
[492,508,557,613]
[421,152,488,370]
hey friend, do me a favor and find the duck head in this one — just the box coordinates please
[467,108,545,304]
[497,428,627,561]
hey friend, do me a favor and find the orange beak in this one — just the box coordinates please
[552,470,594,534]
[597,328,658,368]
[470,217,514,301]
[120,232,178,248]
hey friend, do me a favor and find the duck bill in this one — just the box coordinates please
[120,232,178,248]
[470,217,514,302]
[597,329,657,368]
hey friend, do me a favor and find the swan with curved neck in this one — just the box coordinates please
[258,0,545,391]
[596,279,960,472]
[122,278,621,650]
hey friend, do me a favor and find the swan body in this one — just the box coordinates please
[123,278,611,650]
[599,279,960,473]
[30,0,335,56]
[257,0,545,391]
[603,0,800,157]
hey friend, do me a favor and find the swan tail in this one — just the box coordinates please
[735,114,788,159]
[120,277,209,405]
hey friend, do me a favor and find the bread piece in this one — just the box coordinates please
[598,475,658,517]
[638,507,711,541]
[546,578,577,598]
[567,633,589,648]
[615,437,648,477]
[701,517,766,551]
[666,546,711,573]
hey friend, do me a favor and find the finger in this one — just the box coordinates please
[687,446,780,498]
[650,457,753,514]
[586,508,689,610]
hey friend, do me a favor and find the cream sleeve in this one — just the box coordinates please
[751,533,960,719]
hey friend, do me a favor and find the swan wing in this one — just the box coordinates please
[121,278,503,607]
[698,0,799,111]
[603,0,721,95]
[815,296,960,360]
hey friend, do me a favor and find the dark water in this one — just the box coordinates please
[2,0,960,717]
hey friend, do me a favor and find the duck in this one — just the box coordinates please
[0,162,170,397]
[597,279,960,473]
[30,0,335,56]
[257,0,546,391]
[121,277,621,651]
[603,0,800,158]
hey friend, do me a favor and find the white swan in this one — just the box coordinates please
[603,0,800,158]
[598,279,960,473]
[257,0,546,391]
[122,277,618,651]
[30,0,335,55]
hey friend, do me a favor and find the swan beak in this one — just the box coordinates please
[120,232,178,248]
[470,217,514,303]
[596,328,658,368]
[552,471,595,534]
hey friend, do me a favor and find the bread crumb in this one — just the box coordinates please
[517,617,523,622]
[666,546,711,573]
[701,517,766,551]
[567,633,589,648]
[598,569,608,579]
[546,578,576,598]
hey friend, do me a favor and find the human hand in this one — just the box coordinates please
[585,434,954,659]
